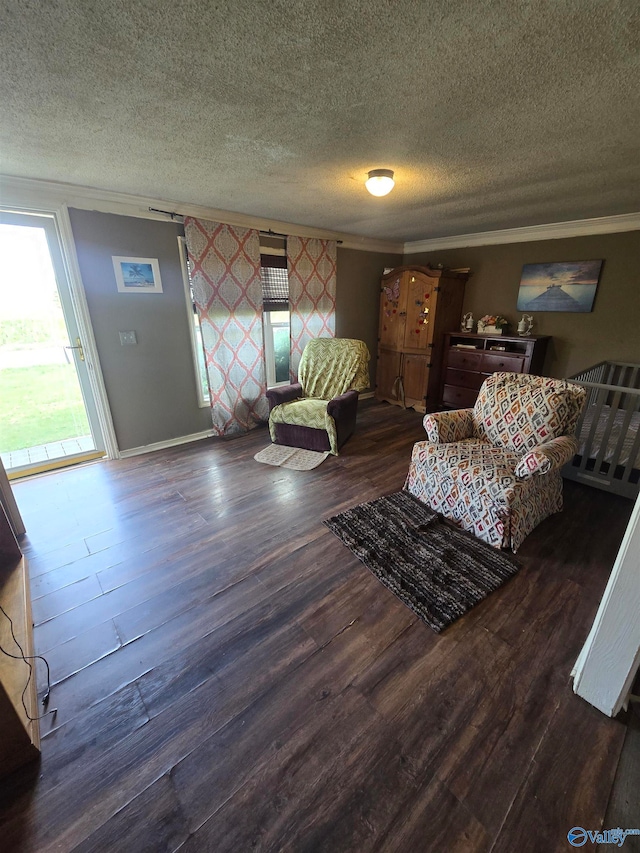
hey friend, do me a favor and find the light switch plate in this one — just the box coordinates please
[119,330,137,345]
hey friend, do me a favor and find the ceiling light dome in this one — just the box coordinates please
[365,169,395,197]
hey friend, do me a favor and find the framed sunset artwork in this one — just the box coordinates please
[517,260,603,312]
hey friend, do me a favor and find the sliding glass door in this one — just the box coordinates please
[0,211,105,478]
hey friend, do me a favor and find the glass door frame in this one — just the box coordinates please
[0,202,119,468]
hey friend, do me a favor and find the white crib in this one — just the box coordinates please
[563,361,640,499]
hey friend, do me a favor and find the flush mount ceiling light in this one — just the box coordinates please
[365,168,395,197]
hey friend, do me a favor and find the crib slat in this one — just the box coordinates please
[577,387,608,476]
[609,395,638,479]
[592,391,621,475]
[620,402,640,486]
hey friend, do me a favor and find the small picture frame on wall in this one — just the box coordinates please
[517,260,603,312]
[112,256,163,294]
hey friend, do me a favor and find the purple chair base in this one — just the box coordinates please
[272,423,331,452]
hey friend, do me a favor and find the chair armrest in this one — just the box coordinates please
[423,409,475,443]
[266,383,303,412]
[327,389,359,420]
[515,435,578,478]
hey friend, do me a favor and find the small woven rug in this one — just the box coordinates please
[254,444,330,471]
[323,490,520,633]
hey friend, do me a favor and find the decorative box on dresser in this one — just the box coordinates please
[375,266,469,413]
[441,331,551,409]
[0,502,40,780]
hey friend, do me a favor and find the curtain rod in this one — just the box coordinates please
[260,228,343,245]
[148,208,342,243]
[149,207,183,220]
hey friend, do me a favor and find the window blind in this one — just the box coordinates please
[260,254,289,311]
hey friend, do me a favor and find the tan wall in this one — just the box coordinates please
[336,247,403,386]
[69,209,212,451]
[69,210,400,448]
[404,230,640,378]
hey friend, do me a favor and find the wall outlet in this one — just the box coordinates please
[119,330,137,345]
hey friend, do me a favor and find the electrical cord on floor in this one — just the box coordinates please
[0,603,57,722]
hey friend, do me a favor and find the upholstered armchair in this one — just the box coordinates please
[266,338,370,455]
[405,372,587,551]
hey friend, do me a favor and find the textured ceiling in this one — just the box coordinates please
[1,1,639,242]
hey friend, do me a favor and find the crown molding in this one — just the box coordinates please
[403,212,640,254]
[5,175,635,256]
[0,175,404,254]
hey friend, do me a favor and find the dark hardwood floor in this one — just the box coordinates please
[0,400,635,852]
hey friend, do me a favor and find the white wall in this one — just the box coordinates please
[572,492,640,716]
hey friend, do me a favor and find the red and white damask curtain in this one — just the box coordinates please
[286,236,337,381]
[183,217,268,435]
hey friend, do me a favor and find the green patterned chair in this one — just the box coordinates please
[405,372,586,551]
[266,338,370,455]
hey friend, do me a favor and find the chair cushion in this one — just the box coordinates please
[418,439,523,506]
[269,398,339,454]
[473,372,586,453]
[270,398,328,430]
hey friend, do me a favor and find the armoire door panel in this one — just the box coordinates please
[403,274,435,351]
[379,273,406,349]
[375,350,402,402]
[403,354,429,405]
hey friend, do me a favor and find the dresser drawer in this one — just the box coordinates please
[442,384,479,409]
[447,348,483,371]
[481,352,526,374]
[445,368,485,391]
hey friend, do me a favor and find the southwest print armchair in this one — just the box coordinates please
[266,338,370,455]
[405,372,587,551]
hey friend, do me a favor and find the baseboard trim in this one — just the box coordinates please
[119,430,214,458]
[122,402,378,458]
[359,391,375,400]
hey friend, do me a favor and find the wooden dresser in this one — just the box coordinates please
[375,266,469,412]
[441,331,551,409]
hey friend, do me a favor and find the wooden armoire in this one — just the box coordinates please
[375,265,469,412]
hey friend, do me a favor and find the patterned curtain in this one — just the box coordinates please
[183,217,268,435]
[287,236,337,381]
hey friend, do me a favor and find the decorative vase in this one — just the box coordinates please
[517,315,534,336]
[479,324,502,335]
[461,312,474,331]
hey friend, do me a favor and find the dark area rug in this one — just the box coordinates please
[323,490,520,633]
